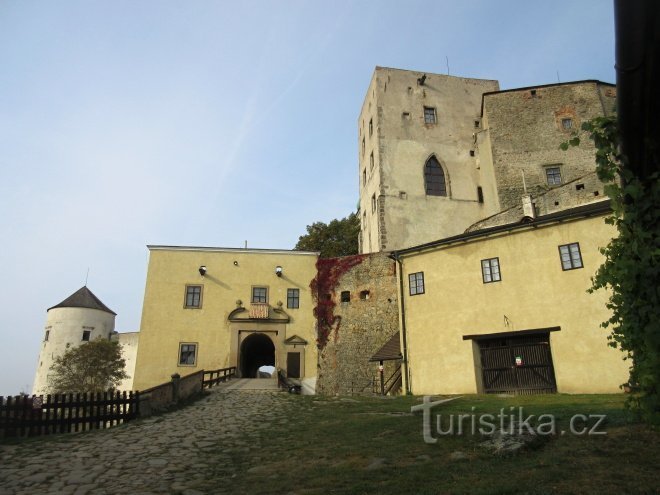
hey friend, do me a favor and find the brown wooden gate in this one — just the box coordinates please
[478,333,557,395]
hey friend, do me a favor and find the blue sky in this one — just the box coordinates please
[0,1,616,395]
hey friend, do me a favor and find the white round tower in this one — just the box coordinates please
[32,286,116,395]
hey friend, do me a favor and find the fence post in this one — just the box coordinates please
[171,373,181,404]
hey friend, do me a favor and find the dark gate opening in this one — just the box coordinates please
[240,333,275,378]
[478,332,557,395]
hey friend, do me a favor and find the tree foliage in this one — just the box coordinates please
[564,116,660,425]
[294,212,360,258]
[49,339,128,394]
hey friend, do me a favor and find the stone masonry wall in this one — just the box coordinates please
[466,171,609,231]
[316,253,399,395]
[483,81,617,211]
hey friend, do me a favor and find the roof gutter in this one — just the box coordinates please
[390,251,411,395]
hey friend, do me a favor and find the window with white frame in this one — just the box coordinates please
[408,272,425,295]
[559,243,583,270]
[481,258,501,283]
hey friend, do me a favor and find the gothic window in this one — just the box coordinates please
[424,156,447,196]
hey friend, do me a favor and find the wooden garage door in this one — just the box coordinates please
[479,333,557,395]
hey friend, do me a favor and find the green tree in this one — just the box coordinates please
[49,339,128,393]
[563,116,660,424]
[295,212,360,258]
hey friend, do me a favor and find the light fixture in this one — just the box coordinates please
[275,266,283,277]
[199,266,207,276]
[233,261,239,266]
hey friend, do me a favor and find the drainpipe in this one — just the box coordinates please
[390,252,411,395]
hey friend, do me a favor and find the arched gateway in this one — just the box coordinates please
[239,333,275,378]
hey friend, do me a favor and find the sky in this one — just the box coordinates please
[0,0,616,395]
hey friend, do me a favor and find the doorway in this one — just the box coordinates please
[240,333,275,378]
[478,332,557,395]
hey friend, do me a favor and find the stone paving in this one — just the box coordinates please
[0,380,289,495]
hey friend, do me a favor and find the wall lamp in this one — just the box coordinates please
[275,266,283,277]
[199,266,207,276]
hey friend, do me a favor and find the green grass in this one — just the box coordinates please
[228,394,659,495]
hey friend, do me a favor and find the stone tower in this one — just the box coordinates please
[32,286,116,395]
[358,67,500,253]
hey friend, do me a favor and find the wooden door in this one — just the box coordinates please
[287,352,301,378]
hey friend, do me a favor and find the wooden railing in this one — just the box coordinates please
[202,367,236,389]
[0,391,139,439]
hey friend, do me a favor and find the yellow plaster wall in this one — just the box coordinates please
[133,247,318,390]
[400,214,629,395]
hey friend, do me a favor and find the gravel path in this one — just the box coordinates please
[0,383,289,495]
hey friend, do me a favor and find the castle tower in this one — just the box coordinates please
[32,286,116,395]
[358,67,500,253]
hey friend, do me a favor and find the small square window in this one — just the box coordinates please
[481,258,501,283]
[530,89,537,96]
[408,272,425,295]
[561,118,573,130]
[423,106,436,124]
[179,343,197,366]
[360,290,370,300]
[559,243,583,270]
[340,291,350,303]
[82,330,91,341]
[545,166,562,186]
[252,287,268,303]
[287,288,300,309]
[185,285,202,308]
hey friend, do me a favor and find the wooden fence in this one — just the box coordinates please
[0,391,139,438]
[202,367,236,388]
[1,367,238,439]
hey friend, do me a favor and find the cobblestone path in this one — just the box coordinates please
[0,383,291,495]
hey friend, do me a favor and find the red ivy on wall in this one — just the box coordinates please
[311,255,366,349]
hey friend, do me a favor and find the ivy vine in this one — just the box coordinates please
[563,116,660,425]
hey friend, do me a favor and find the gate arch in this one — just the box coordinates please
[239,333,275,378]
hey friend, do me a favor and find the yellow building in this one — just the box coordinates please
[392,201,629,395]
[132,246,319,392]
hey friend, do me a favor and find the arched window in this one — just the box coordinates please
[424,156,447,196]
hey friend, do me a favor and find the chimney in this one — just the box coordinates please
[522,194,536,219]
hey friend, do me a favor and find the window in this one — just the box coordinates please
[82,330,91,341]
[287,288,300,309]
[423,106,436,124]
[561,118,573,130]
[179,343,197,366]
[481,258,501,283]
[477,186,484,204]
[362,168,366,186]
[360,290,370,300]
[252,286,268,303]
[44,330,50,342]
[409,272,425,295]
[559,243,583,270]
[424,156,447,196]
[340,291,350,303]
[370,151,374,170]
[371,193,376,213]
[369,118,373,136]
[185,285,202,308]
[545,166,562,186]
[362,137,365,155]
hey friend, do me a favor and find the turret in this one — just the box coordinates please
[32,286,116,395]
